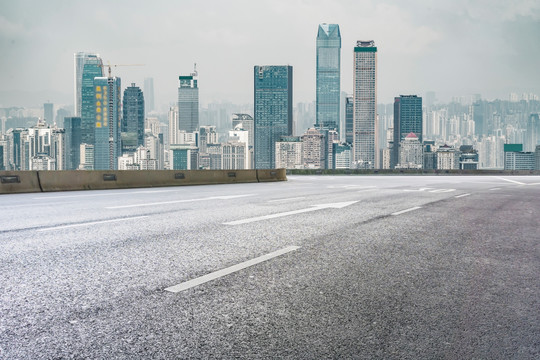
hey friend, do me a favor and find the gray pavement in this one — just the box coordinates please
[0,175,539,358]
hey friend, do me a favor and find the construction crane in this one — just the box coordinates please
[99,62,145,77]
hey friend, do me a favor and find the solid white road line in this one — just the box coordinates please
[429,189,456,193]
[455,193,471,198]
[165,246,300,293]
[268,196,306,203]
[391,206,422,216]
[37,215,149,232]
[494,176,525,185]
[106,194,255,209]
[223,201,358,225]
[490,188,501,191]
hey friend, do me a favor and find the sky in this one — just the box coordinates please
[1,0,539,109]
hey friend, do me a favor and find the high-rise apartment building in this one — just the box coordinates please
[392,95,422,168]
[44,103,54,123]
[353,40,378,169]
[75,53,104,145]
[144,77,155,113]
[122,83,145,149]
[254,65,293,169]
[316,24,341,131]
[345,96,354,144]
[178,70,199,133]
[93,76,121,170]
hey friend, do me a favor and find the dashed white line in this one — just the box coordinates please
[455,193,471,198]
[37,215,149,232]
[268,196,306,203]
[164,246,300,293]
[391,206,422,216]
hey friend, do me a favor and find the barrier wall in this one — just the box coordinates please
[0,169,280,194]
[0,171,41,194]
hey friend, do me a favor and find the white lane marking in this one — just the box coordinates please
[268,196,306,203]
[34,192,128,200]
[403,187,434,192]
[493,176,525,185]
[490,188,500,191]
[429,189,456,193]
[106,194,255,209]
[526,182,540,186]
[455,193,471,198]
[37,215,149,232]
[165,246,300,293]
[391,206,422,216]
[224,201,358,225]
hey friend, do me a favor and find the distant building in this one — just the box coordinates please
[63,117,82,170]
[316,23,341,131]
[423,141,437,170]
[178,71,199,133]
[393,95,422,168]
[436,144,460,170]
[222,141,247,170]
[345,95,354,144]
[122,83,145,151]
[504,144,535,170]
[79,143,94,170]
[396,132,423,169]
[459,145,479,170]
[232,113,254,149]
[333,142,352,169]
[275,136,303,169]
[302,128,325,169]
[526,114,540,152]
[93,76,121,170]
[43,103,54,124]
[76,53,104,145]
[254,65,293,169]
[144,77,155,113]
[353,40,378,169]
[170,144,198,170]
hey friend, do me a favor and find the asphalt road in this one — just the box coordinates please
[1,175,539,359]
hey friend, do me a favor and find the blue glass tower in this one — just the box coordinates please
[63,117,82,170]
[316,24,341,131]
[254,65,293,169]
[79,54,103,146]
[122,83,145,149]
[94,76,121,170]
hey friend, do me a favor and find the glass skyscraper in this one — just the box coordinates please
[63,117,82,170]
[254,65,293,169]
[76,53,104,146]
[316,24,341,131]
[178,72,199,133]
[392,95,423,168]
[94,76,121,170]
[122,83,145,149]
[353,40,378,169]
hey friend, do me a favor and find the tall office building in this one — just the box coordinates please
[44,103,54,123]
[75,53,104,145]
[345,95,353,144]
[392,95,422,168]
[316,24,341,131]
[254,65,293,169]
[93,76,121,170]
[526,113,540,152]
[122,83,145,148]
[353,40,378,169]
[144,77,155,113]
[178,70,199,133]
[63,117,82,170]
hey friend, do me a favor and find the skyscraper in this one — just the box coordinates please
[353,40,378,169]
[93,75,121,170]
[122,83,145,149]
[345,95,353,144]
[178,69,199,133]
[75,53,104,145]
[63,117,82,170]
[43,102,54,123]
[254,65,293,169]
[144,77,155,113]
[316,24,341,131]
[392,95,422,168]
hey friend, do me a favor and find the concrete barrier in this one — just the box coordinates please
[0,171,41,194]
[257,168,287,182]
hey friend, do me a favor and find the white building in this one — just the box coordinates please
[397,133,423,169]
[275,137,303,169]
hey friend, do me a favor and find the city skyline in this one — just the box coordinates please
[1,0,539,108]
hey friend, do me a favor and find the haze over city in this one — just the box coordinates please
[1,0,539,108]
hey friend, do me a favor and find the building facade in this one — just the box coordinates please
[76,53,103,145]
[316,24,341,131]
[393,95,422,168]
[93,76,121,170]
[122,83,145,150]
[178,72,199,133]
[353,41,378,169]
[254,65,293,169]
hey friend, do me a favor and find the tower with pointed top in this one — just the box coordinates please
[316,24,341,132]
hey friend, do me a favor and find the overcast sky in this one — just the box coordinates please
[1,0,539,109]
